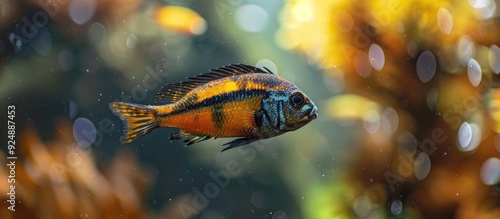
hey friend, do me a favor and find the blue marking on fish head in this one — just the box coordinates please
[261,87,317,135]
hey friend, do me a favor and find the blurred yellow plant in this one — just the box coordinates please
[279,0,500,218]
[155,6,207,35]
[0,122,152,219]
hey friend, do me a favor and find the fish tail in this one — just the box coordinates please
[109,102,160,143]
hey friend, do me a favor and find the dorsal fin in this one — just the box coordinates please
[156,64,273,103]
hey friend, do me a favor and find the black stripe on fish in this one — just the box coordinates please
[158,89,268,117]
[172,92,199,113]
[212,103,224,129]
[254,109,264,127]
[276,101,282,129]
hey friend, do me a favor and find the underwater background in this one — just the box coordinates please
[1,0,499,218]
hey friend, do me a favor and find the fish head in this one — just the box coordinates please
[261,88,317,132]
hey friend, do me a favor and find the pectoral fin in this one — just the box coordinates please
[220,138,257,152]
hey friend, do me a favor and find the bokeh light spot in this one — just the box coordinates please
[251,190,271,209]
[326,95,380,120]
[437,8,453,35]
[480,157,500,185]
[73,117,97,147]
[353,196,372,217]
[426,88,439,110]
[407,41,418,58]
[458,122,472,148]
[32,28,52,56]
[473,0,496,20]
[397,131,417,156]
[468,0,491,8]
[2,3,10,17]
[390,200,403,215]
[272,211,288,219]
[88,22,107,46]
[334,10,353,32]
[355,52,372,78]
[292,1,314,22]
[456,36,475,65]
[59,49,75,71]
[415,153,431,180]
[200,209,226,219]
[458,122,481,152]
[363,110,380,134]
[467,58,482,87]
[489,45,500,74]
[323,68,344,94]
[31,28,52,56]
[69,0,96,25]
[416,50,436,83]
[66,100,78,120]
[368,43,385,71]
[381,107,399,136]
[126,34,137,49]
[235,5,268,32]
[495,134,500,152]
[256,59,278,75]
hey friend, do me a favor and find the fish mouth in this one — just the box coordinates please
[307,105,318,120]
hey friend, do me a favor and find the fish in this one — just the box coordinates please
[109,64,318,152]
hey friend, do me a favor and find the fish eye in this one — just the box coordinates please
[289,92,305,108]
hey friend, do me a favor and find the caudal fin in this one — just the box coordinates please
[109,102,160,143]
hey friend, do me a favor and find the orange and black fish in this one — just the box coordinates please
[109,64,317,152]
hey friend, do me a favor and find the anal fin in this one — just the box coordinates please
[169,130,211,146]
[220,138,257,152]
